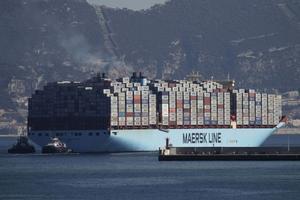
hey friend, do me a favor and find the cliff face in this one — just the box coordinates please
[1,0,300,134]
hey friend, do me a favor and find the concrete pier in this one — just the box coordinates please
[159,147,300,161]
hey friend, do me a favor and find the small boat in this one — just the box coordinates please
[8,136,35,154]
[42,137,72,153]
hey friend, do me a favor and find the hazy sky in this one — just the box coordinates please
[87,0,169,10]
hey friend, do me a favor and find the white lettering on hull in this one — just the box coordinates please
[183,132,222,144]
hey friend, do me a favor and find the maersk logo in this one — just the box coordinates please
[183,132,222,144]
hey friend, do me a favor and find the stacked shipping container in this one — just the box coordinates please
[105,77,282,128]
[28,75,283,131]
[232,90,281,126]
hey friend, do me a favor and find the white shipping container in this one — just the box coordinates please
[218,120,224,125]
[204,92,210,97]
[255,93,261,101]
[118,117,126,122]
[134,83,141,87]
[262,117,268,125]
[142,117,149,121]
[224,120,230,125]
[126,83,133,88]
[177,108,183,113]
[126,121,133,126]
[134,116,141,121]
[237,120,243,125]
[111,122,118,126]
[183,92,190,100]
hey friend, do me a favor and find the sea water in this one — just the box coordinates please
[0,153,300,200]
[0,135,300,200]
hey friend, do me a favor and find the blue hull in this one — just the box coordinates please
[28,123,284,152]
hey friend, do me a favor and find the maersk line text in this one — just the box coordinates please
[182,132,222,144]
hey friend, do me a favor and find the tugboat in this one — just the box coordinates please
[8,136,36,154]
[42,137,72,153]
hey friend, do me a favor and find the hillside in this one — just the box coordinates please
[0,0,107,133]
[0,0,300,134]
[102,0,300,89]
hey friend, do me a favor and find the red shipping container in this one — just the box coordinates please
[204,109,210,113]
[204,97,210,100]
[217,105,224,109]
[126,112,134,117]
[169,108,176,113]
[204,98,211,104]
[169,121,176,126]
[190,96,197,100]
[169,83,176,88]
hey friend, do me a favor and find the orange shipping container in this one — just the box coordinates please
[177,102,183,107]
[134,99,141,104]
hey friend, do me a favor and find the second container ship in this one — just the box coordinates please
[27,73,284,152]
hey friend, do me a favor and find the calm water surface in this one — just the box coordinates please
[0,135,300,200]
[0,153,300,200]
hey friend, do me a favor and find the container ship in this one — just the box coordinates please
[27,73,284,152]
